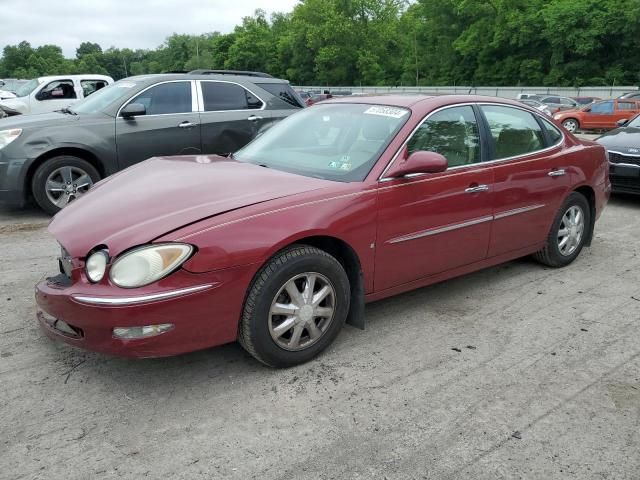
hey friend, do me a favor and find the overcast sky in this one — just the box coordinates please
[0,0,299,57]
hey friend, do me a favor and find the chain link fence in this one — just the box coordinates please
[296,85,638,99]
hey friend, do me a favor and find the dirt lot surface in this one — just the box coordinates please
[1,191,639,479]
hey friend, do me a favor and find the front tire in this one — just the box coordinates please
[238,245,350,368]
[562,118,579,133]
[534,192,591,268]
[32,156,100,215]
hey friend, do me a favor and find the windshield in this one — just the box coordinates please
[71,80,139,114]
[628,114,640,128]
[234,103,410,182]
[15,78,40,97]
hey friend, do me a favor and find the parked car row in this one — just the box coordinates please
[33,94,610,366]
[0,71,305,213]
[0,75,114,116]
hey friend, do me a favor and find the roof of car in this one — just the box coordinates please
[37,74,113,82]
[323,94,532,110]
[123,73,289,85]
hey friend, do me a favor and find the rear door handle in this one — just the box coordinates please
[178,121,198,128]
[247,115,263,122]
[548,169,566,177]
[465,184,490,193]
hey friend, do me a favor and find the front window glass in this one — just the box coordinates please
[407,106,481,167]
[128,81,192,115]
[591,101,614,114]
[71,81,140,114]
[14,78,40,97]
[38,80,76,100]
[481,105,545,159]
[235,103,409,182]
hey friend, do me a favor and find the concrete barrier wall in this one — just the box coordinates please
[296,86,638,99]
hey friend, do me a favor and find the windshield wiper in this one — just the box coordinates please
[56,107,77,115]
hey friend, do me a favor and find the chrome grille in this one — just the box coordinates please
[609,152,640,166]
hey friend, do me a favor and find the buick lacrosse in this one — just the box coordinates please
[36,95,610,367]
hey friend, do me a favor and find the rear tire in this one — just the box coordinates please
[32,156,100,215]
[238,245,350,368]
[534,192,591,268]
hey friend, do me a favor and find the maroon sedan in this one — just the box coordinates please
[36,95,610,367]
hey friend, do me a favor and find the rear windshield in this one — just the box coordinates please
[256,82,305,108]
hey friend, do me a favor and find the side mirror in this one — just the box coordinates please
[386,151,448,178]
[121,103,146,118]
[616,118,629,128]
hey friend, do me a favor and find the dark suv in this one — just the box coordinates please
[0,71,305,214]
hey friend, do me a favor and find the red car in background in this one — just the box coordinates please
[36,95,609,367]
[554,99,640,132]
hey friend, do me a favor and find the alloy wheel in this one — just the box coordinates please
[45,166,94,209]
[268,272,336,351]
[557,205,585,256]
[562,120,578,132]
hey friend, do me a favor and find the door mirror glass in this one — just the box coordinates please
[121,103,146,118]
[386,151,448,178]
[616,118,629,127]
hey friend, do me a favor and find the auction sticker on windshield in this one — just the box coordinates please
[363,106,408,118]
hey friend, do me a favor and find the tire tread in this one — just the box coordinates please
[238,244,339,367]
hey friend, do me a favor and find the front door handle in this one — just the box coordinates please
[465,184,490,193]
[247,115,263,122]
[178,121,198,128]
[548,169,566,177]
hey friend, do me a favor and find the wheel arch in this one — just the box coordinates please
[25,147,105,200]
[573,184,596,246]
[256,234,366,330]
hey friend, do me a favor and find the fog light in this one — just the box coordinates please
[112,324,174,339]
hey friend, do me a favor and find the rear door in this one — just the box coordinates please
[115,80,201,169]
[480,105,570,257]
[613,100,640,127]
[197,80,271,155]
[254,81,305,124]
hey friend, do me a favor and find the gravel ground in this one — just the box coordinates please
[1,189,639,480]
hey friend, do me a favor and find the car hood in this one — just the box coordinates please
[50,155,333,257]
[596,127,640,150]
[0,89,17,100]
[0,110,81,128]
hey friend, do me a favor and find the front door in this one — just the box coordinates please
[478,105,570,257]
[582,100,614,129]
[30,79,78,114]
[115,80,201,169]
[374,105,494,292]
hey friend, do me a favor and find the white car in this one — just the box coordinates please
[0,75,113,115]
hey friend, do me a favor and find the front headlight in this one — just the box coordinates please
[0,128,22,149]
[110,243,193,288]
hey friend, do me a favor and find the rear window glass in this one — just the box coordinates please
[201,82,262,111]
[541,119,563,145]
[257,82,304,108]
